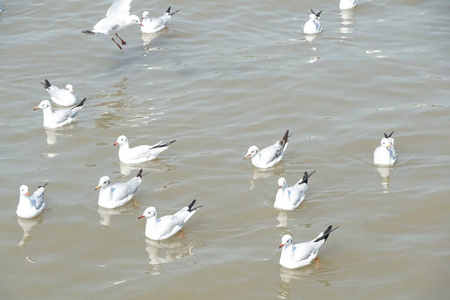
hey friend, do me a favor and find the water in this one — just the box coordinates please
[1,0,449,299]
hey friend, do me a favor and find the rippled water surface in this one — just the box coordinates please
[1,0,449,299]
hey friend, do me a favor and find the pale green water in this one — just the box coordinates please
[0,0,449,299]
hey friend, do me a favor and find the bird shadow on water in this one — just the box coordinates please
[144,236,204,275]
[374,165,395,193]
[17,215,44,247]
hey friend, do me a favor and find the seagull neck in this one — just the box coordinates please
[19,195,34,210]
[99,185,112,200]
[145,216,157,234]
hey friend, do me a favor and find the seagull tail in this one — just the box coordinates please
[300,170,316,185]
[152,139,176,149]
[40,79,51,89]
[313,225,339,243]
[282,130,290,145]
[187,199,203,212]
[136,169,143,178]
[72,98,87,109]
[38,183,49,189]
[82,30,97,35]
[384,131,395,138]
[170,9,180,16]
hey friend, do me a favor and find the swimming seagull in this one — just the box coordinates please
[373,131,397,166]
[95,169,144,208]
[83,0,141,50]
[138,199,203,240]
[279,225,339,269]
[274,171,316,211]
[41,79,77,106]
[244,130,291,169]
[33,98,87,129]
[303,9,323,35]
[16,183,48,219]
[114,135,176,164]
[141,6,179,34]
[339,0,358,10]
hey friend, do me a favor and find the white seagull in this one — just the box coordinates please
[114,135,176,164]
[244,130,290,169]
[33,98,86,129]
[83,0,141,50]
[16,183,47,219]
[340,0,358,10]
[141,6,179,34]
[279,225,339,269]
[95,169,144,209]
[138,199,203,240]
[40,79,77,106]
[274,171,316,211]
[303,9,323,35]
[374,131,397,166]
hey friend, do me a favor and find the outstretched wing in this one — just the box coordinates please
[106,0,132,17]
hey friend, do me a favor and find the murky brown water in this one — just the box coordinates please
[1,0,449,299]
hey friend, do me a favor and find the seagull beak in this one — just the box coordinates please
[113,142,118,146]
[278,243,284,249]
[95,185,101,190]
[387,145,391,149]
[244,154,251,160]
[33,107,40,110]
[278,186,282,189]
[140,23,143,26]
[138,215,145,219]
[26,192,30,196]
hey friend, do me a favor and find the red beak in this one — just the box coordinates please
[113,142,118,146]
[278,243,284,249]
[33,107,40,110]
[138,215,144,219]
[278,186,282,189]
[140,23,143,26]
[26,192,30,196]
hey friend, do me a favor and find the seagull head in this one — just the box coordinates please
[114,135,128,147]
[95,176,110,190]
[138,206,157,219]
[244,146,259,160]
[278,178,287,189]
[128,15,141,25]
[380,137,393,149]
[279,234,293,249]
[34,100,51,111]
[20,185,30,197]
[66,84,74,94]
[142,11,150,21]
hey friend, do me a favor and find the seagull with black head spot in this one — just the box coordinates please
[374,131,397,166]
[83,0,141,50]
[303,9,323,34]
[244,130,291,169]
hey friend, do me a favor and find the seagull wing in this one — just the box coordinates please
[106,0,132,17]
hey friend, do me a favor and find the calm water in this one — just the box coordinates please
[1,0,449,299]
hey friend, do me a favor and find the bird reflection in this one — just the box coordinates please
[119,160,175,176]
[375,166,394,192]
[17,215,44,247]
[142,32,163,49]
[97,200,138,227]
[277,210,289,228]
[249,165,286,190]
[339,10,355,34]
[305,34,317,43]
[144,236,201,274]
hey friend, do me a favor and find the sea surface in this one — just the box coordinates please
[0,0,449,299]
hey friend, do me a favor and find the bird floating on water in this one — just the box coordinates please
[114,135,176,164]
[41,79,77,106]
[33,98,86,129]
[141,6,179,34]
[303,9,323,35]
[17,183,48,219]
[244,130,291,169]
[274,171,316,211]
[373,131,397,166]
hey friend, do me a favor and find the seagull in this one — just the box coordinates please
[244,130,290,169]
[83,0,141,50]
[95,169,144,208]
[16,184,47,219]
[279,225,339,269]
[274,171,316,211]
[33,98,86,129]
[41,79,77,106]
[303,9,323,35]
[138,199,203,240]
[141,6,179,34]
[339,0,358,10]
[374,131,397,166]
[114,135,176,164]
